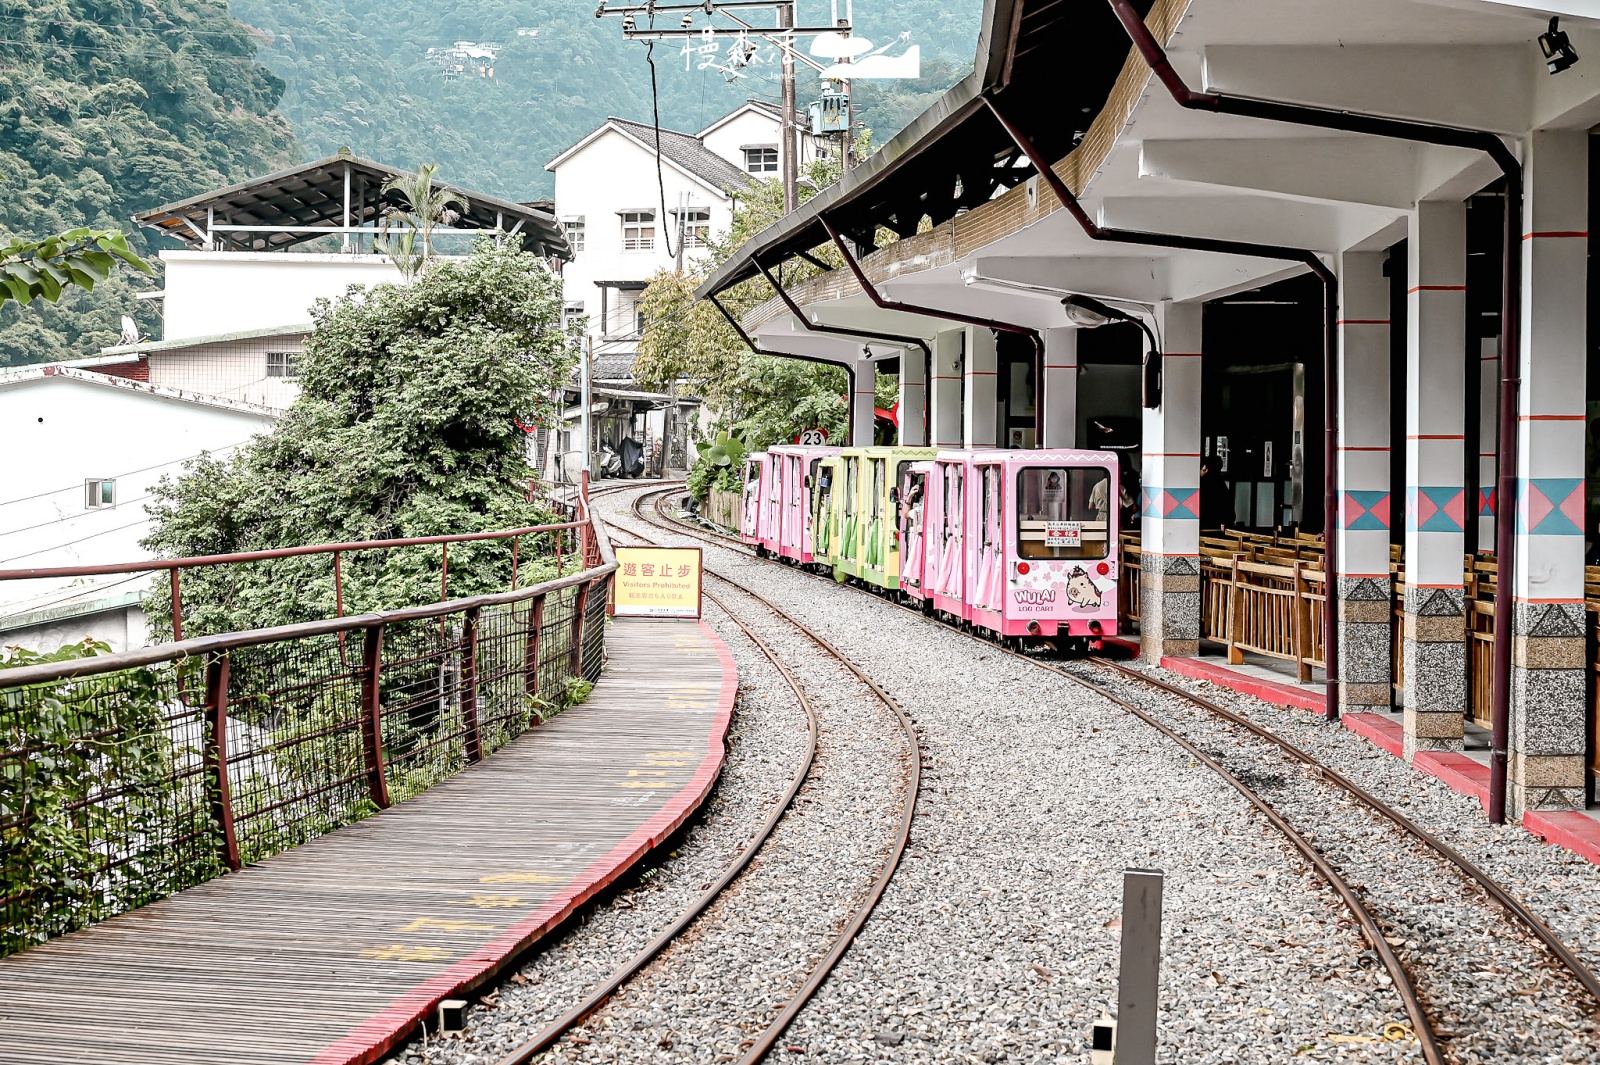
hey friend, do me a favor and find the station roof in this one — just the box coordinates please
[135,154,572,260]
[698,0,1153,299]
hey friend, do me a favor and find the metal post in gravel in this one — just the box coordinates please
[1115,868,1164,1065]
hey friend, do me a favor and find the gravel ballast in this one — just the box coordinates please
[394,484,1600,1063]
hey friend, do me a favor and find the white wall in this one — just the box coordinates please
[148,336,307,411]
[551,130,736,344]
[0,374,276,639]
[160,252,410,340]
[699,106,823,172]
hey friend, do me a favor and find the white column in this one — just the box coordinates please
[1508,130,1589,817]
[1042,326,1078,449]
[931,329,964,448]
[1402,200,1468,759]
[1139,301,1203,662]
[1335,249,1394,714]
[898,344,928,446]
[963,326,998,448]
[851,356,877,446]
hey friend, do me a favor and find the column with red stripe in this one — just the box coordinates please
[1509,131,1589,818]
[1335,249,1394,714]
[1402,200,1469,760]
[1138,301,1203,663]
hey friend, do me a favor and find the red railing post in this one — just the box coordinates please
[334,550,348,667]
[361,625,391,809]
[169,567,184,641]
[525,594,546,724]
[203,652,241,872]
[440,542,449,602]
[511,535,520,591]
[569,583,590,678]
[461,607,482,762]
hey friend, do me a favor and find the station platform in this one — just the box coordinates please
[0,618,737,1065]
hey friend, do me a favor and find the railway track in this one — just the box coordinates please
[482,487,919,1064]
[622,481,1600,1062]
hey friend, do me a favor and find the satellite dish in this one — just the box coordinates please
[118,315,140,346]
[821,45,920,80]
[809,32,873,59]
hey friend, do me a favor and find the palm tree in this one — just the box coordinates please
[379,163,464,280]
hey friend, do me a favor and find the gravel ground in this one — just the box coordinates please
[616,490,1414,1064]
[1105,658,1600,1064]
[392,502,913,1065]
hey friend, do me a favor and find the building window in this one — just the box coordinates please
[563,217,585,252]
[84,478,116,509]
[636,307,646,336]
[681,209,711,249]
[563,300,585,329]
[744,147,778,174]
[266,351,298,378]
[621,211,655,251]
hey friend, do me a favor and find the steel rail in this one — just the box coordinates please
[1084,655,1600,1006]
[489,554,819,1065]
[627,485,1443,1055]
[614,489,923,1065]
[633,484,1600,1042]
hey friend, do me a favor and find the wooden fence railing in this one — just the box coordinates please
[1121,529,1599,791]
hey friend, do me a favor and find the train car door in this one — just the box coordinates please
[836,452,863,579]
[810,456,840,570]
[899,460,934,604]
[740,455,764,544]
[863,452,890,586]
[968,457,1006,633]
[932,454,968,620]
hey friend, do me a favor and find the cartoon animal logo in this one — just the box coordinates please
[1065,566,1103,610]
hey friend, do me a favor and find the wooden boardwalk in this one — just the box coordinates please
[0,619,736,1065]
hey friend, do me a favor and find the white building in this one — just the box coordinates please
[113,153,571,412]
[0,367,278,652]
[547,101,820,374]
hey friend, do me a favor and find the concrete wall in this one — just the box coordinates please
[160,252,409,341]
[147,334,307,411]
[0,374,276,633]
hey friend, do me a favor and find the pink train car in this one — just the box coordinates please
[906,449,1120,648]
[767,445,842,564]
[739,452,773,549]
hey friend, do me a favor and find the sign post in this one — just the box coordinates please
[612,547,704,618]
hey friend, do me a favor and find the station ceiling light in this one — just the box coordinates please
[1061,295,1164,410]
[1540,17,1580,75]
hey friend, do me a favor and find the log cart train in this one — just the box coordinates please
[741,446,1122,653]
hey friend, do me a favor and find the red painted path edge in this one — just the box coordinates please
[312,619,739,1065]
[1152,654,1600,869]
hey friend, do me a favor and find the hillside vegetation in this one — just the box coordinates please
[0,0,298,366]
[230,0,979,200]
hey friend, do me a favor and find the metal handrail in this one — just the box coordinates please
[0,520,588,582]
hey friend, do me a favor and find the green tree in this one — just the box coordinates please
[0,228,149,308]
[140,240,577,638]
[379,163,467,280]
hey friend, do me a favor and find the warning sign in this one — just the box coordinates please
[1044,521,1082,546]
[612,547,703,618]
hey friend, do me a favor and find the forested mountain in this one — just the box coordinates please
[1,0,977,367]
[228,0,980,200]
[0,0,298,366]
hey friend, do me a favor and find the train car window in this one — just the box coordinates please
[871,459,885,519]
[845,459,859,516]
[945,466,963,542]
[1015,467,1112,559]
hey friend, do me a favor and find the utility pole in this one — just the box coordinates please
[600,1,847,218]
[580,335,594,482]
[779,1,798,213]
[674,188,686,273]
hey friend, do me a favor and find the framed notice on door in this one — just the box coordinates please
[612,547,703,618]
[1044,521,1082,546]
